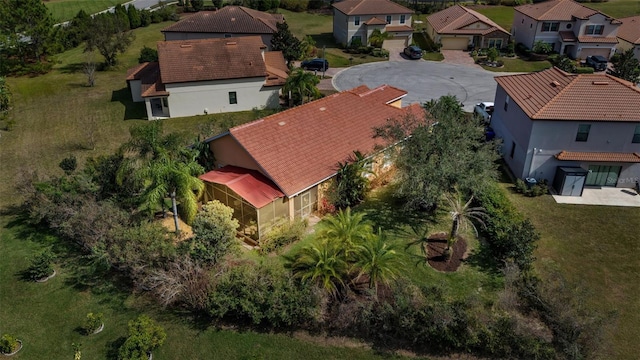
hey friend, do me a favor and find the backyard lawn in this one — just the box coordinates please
[503,184,640,360]
[45,0,126,22]
[480,57,552,72]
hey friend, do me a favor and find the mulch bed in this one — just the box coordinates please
[426,232,467,272]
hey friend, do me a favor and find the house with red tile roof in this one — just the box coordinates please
[332,0,414,47]
[126,36,287,120]
[490,67,640,195]
[426,5,510,50]
[616,16,640,61]
[161,6,283,47]
[199,85,424,238]
[512,0,620,59]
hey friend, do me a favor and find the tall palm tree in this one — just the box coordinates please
[139,153,205,233]
[444,191,486,256]
[283,68,320,106]
[354,230,403,295]
[316,207,373,257]
[286,239,349,299]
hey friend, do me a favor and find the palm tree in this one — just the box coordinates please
[316,207,373,257]
[286,239,349,298]
[333,151,373,209]
[368,29,391,48]
[139,153,205,233]
[401,221,432,265]
[354,230,403,295]
[283,68,320,106]
[444,191,486,256]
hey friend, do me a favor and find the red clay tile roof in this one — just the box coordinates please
[515,0,609,21]
[364,17,388,25]
[227,85,424,197]
[126,62,168,98]
[617,16,640,44]
[333,0,412,15]
[427,5,510,36]
[495,67,640,121]
[157,37,271,84]
[162,6,283,34]
[385,25,414,32]
[200,165,285,208]
[559,30,577,42]
[555,151,640,162]
[578,36,618,44]
[263,51,288,87]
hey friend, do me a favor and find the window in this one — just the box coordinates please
[575,124,591,142]
[510,141,516,158]
[541,22,559,32]
[354,16,360,25]
[633,125,640,143]
[400,15,406,24]
[504,95,510,111]
[161,98,168,108]
[229,91,237,105]
[585,25,604,35]
[488,39,503,48]
[386,15,392,24]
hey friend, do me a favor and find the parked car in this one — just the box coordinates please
[585,55,607,71]
[403,45,423,60]
[301,58,329,71]
[474,102,494,123]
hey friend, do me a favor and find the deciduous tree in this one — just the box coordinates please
[608,48,640,84]
[85,13,134,67]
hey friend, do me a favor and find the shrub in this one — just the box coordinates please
[486,47,499,62]
[84,312,104,334]
[575,66,594,74]
[0,334,19,354]
[138,46,158,63]
[532,41,552,55]
[118,315,166,360]
[259,219,307,254]
[279,0,308,11]
[27,248,55,281]
[189,200,239,265]
[371,48,389,58]
[59,155,77,175]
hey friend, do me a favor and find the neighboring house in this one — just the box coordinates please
[161,6,283,47]
[490,67,640,195]
[616,16,640,61]
[512,0,620,59]
[332,0,414,47]
[126,36,288,120]
[200,85,423,239]
[426,5,510,50]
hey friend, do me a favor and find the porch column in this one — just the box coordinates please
[144,99,153,121]
[288,196,295,221]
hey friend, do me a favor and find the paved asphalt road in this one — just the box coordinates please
[332,61,503,112]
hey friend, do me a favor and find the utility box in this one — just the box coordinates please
[553,167,588,196]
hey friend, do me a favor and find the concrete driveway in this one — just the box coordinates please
[332,61,501,112]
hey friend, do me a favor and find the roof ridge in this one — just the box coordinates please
[604,73,640,94]
[532,68,577,118]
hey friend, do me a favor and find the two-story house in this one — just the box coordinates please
[490,67,640,195]
[161,6,284,48]
[126,36,288,120]
[512,0,620,59]
[616,16,640,61]
[332,0,414,47]
[426,5,510,50]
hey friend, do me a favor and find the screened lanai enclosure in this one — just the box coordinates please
[199,166,287,242]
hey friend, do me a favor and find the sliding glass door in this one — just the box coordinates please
[585,165,621,187]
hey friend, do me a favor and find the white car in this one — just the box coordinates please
[474,102,494,123]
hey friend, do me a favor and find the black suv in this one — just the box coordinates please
[585,55,608,71]
[301,58,329,71]
[403,45,423,59]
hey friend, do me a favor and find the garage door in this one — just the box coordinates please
[441,37,469,50]
[382,38,407,50]
[581,47,611,59]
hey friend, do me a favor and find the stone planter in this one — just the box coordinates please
[1,340,23,356]
[93,322,104,335]
[35,269,56,283]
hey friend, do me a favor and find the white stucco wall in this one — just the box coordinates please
[333,10,349,45]
[165,77,280,118]
[512,11,537,48]
[335,11,412,46]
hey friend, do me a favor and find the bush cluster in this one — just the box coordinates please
[259,219,307,254]
[0,334,19,354]
[515,178,548,197]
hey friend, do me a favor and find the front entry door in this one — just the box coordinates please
[300,191,311,218]
[586,165,621,187]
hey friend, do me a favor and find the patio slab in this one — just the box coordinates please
[552,187,640,207]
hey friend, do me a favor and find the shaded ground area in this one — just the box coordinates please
[427,233,467,272]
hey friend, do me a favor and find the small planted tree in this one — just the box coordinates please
[118,315,166,360]
[486,47,499,62]
[0,334,20,354]
[330,151,372,209]
[443,191,486,258]
[189,200,239,265]
[83,312,104,335]
[532,40,552,55]
[27,248,55,281]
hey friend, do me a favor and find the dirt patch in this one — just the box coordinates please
[157,211,193,242]
[426,232,467,272]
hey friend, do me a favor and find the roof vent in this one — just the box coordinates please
[319,107,326,111]
[180,44,192,48]
[231,17,236,21]
[278,121,286,126]
[592,81,609,85]
[226,41,237,45]
[550,80,560,87]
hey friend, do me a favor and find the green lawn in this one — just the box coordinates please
[503,184,640,360]
[469,5,515,32]
[45,0,126,23]
[480,57,552,72]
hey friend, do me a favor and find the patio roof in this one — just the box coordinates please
[199,166,284,208]
[555,151,640,163]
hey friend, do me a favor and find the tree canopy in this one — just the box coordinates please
[85,12,135,67]
[271,21,303,67]
[608,48,640,84]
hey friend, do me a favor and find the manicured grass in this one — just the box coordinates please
[480,57,552,72]
[586,0,640,19]
[502,183,640,360]
[45,0,126,23]
[423,52,444,61]
[469,5,515,32]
